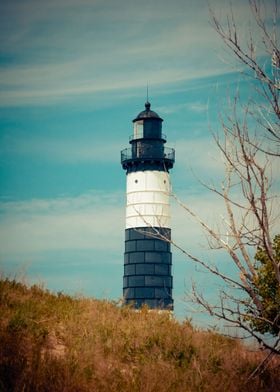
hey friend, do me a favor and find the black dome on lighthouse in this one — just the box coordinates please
[133,101,163,122]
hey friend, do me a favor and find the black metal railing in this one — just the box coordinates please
[121,146,175,165]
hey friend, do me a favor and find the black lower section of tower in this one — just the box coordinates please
[123,227,173,310]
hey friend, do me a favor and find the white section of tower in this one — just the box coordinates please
[126,170,171,229]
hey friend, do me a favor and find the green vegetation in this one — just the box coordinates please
[0,278,279,392]
[246,235,280,336]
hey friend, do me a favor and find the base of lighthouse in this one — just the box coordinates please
[123,227,173,310]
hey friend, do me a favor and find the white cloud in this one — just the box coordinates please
[0,178,235,269]
[0,64,232,107]
[170,135,280,252]
[0,0,249,107]
[171,192,226,250]
[0,190,124,257]
[158,101,209,115]
[172,137,225,180]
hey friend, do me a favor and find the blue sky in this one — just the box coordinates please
[0,0,278,323]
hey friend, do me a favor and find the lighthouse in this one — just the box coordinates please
[121,101,175,310]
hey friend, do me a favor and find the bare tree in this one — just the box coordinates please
[210,0,280,154]
[171,114,280,354]
[168,0,280,355]
[135,0,279,357]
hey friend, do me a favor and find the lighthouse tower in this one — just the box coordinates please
[121,101,175,309]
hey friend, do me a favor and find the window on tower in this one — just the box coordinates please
[133,120,143,139]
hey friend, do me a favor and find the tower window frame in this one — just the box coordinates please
[133,120,144,139]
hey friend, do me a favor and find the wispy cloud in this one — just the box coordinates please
[159,101,209,115]
[0,0,247,107]
[0,64,232,107]
[172,137,224,180]
[0,182,231,264]
[0,190,124,256]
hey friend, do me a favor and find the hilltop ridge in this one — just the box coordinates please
[0,278,279,392]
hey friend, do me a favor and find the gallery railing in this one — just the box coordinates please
[121,147,175,165]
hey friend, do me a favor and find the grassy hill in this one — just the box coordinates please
[0,278,279,392]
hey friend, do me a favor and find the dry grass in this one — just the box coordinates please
[0,277,279,391]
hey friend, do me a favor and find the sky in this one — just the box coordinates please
[0,0,279,323]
